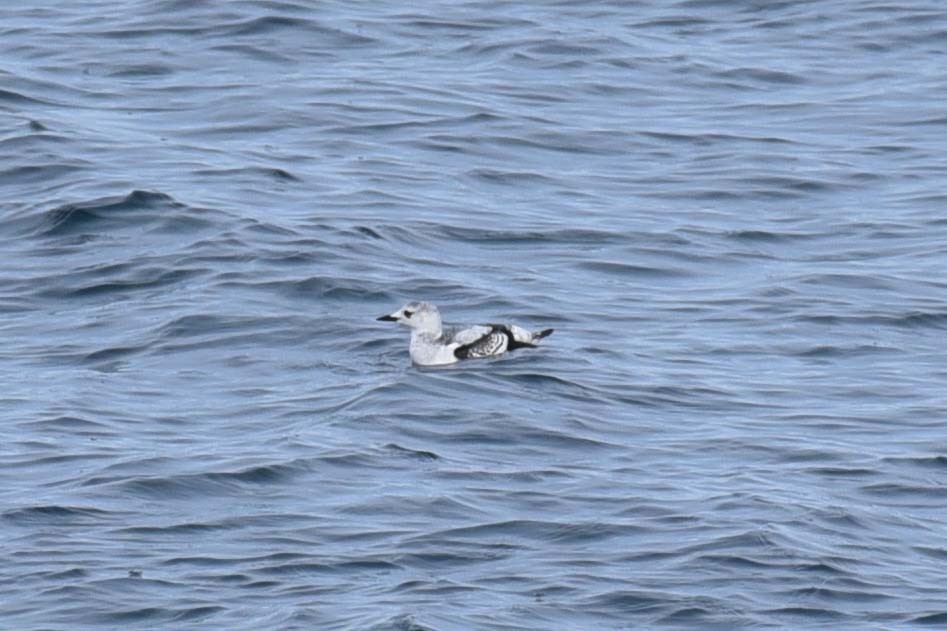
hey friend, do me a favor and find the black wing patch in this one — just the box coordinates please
[454,326,506,359]
[453,325,537,360]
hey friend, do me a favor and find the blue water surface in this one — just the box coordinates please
[3,1,947,629]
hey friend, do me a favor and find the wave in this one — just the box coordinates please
[798,311,947,329]
[82,460,308,498]
[2,505,116,525]
[27,190,223,239]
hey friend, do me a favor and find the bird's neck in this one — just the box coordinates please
[411,323,442,340]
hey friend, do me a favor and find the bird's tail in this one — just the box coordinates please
[533,328,554,341]
[507,324,553,345]
[501,325,554,350]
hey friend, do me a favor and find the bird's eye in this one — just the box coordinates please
[404,310,413,318]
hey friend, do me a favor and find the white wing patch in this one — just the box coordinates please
[447,325,492,346]
[506,324,535,343]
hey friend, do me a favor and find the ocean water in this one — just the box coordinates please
[3,1,947,628]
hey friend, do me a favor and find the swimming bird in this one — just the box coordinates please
[377,301,554,366]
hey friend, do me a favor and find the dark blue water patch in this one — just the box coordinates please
[431,225,633,246]
[177,571,253,586]
[93,22,207,40]
[194,165,301,182]
[209,43,295,63]
[325,114,489,138]
[340,496,478,523]
[93,604,226,625]
[796,272,899,290]
[859,483,947,501]
[635,14,716,30]
[725,229,820,243]
[0,131,76,160]
[115,522,234,536]
[213,462,305,485]
[8,452,118,475]
[155,313,297,339]
[250,247,327,267]
[0,162,86,184]
[793,344,900,358]
[656,606,734,627]
[577,260,692,278]
[218,276,394,303]
[305,449,393,472]
[104,63,176,78]
[218,16,377,46]
[162,551,304,569]
[582,589,725,620]
[913,546,947,561]
[764,606,849,620]
[404,519,646,545]
[803,466,881,479]
[488,130,632,155]
[901,114,947,127]
[689,553,785,571]
[82,460,307,498]
[42,567,91,580]
[254,557,401,577]
[719,67,807,86]
[882,455,947,470]
[383,443,440,461]
[799,311,947,330]
[80,345,151,368]
[466,167,556,185]
[0,87,55,105]
[20,415,115,435]
[524,40,613,59]
[387,614,437,631]
[393,547,515,572]
[775,447,858,465]
[781,586,892,603]
[2,505,116,526]
[151,317,320,355]
[393,13,536,33]
[24,190,221,239]
[56,267,208,300]
[349,225,384,240]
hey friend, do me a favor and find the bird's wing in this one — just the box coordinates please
[447,325,492,346]
[505,324,536,343]
[453,326,508,359]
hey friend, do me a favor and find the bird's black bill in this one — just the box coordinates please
[377,314,397,321]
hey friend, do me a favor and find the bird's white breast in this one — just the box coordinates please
[409,332,459,366]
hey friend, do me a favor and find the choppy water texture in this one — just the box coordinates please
[3,1,947,628]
